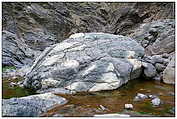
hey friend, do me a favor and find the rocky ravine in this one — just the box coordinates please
[2,2,175,68]
[2,2,175,117]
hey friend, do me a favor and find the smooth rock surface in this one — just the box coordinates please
[2,93,67,117]
[24,33,144,93]
[163,55,175,84]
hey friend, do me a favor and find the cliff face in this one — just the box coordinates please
[2,2,175,68]
[3,2,174,51]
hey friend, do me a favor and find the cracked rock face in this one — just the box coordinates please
[2,93,67,117]
[2,30,41,68]
[24,33,144,93]
[130,19,175,56]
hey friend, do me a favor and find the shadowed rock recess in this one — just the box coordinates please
[23,33,144,92]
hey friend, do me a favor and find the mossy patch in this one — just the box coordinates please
[2,66,16,72]
[2,77,36,99]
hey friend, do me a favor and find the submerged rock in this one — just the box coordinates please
[24,33,144,93]
[133,93,148,101]
[2,93,67,117]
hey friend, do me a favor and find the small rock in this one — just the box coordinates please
[125,104,133,110]
[163,59,169,66]
[9,82,17,87]
[142,62,157,78]
[12,76,18,80]
[133,93,148,101]
[151,98,161,106]
[52,114,63,117]
[153,74,161,81]
[151,55,164,64]
[99,105,107,111]
[133,96,141,101]
[17,81,24,87]
[162,53,169,58]
[148,94,158,99]
[137,93,148,99]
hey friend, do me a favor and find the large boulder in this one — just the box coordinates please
[23,33,144,93]
[2,30,40,68]
[2,93,67,117]
[163,55,175,84]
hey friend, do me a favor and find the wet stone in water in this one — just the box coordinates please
[125,104,133,110]
[151,98,161,106]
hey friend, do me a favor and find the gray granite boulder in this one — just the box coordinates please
[2,93,67,117]
[163,55,175,84]
[23,33,144,93]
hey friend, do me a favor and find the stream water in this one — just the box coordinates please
[2,77,175,117]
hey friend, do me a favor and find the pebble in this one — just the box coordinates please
[52,114,63,117]
[137,93,148,99]
[12,76,18,80]
[151,98,161,106]
[148,94,158,99]
[99,105,107,111]
[9,82,17,87]
[133,93,148,101]
[125,104,133,110]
